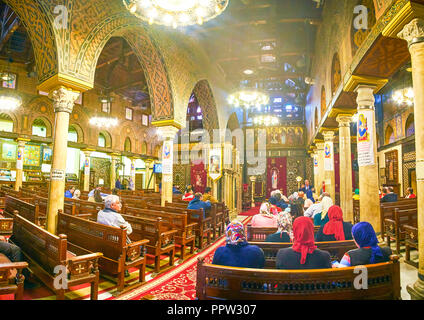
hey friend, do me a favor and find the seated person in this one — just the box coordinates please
[172,185,182,194]
[89,189,104,203]
[405,187,416,199]
[88,185,108,201]
[353,189,360,201]
[212,221,265,269]
[251,203,278,228]
[276,216,331,270]
[187,193,211,219]
[182,185,195,201]
[303,192,329,219]
[315,205,353,242]
[202,187,218,203]
[380,186,398,203]
[313,196,333,227]
[97,195,132,235]
[333,222,392,268]
[266,208,293,243]
[64,186,75,199]
[268,197,282,213]
[72,189,81,200]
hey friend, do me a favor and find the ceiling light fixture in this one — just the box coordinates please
[253,115,280,127]
[228,90,269,109]
[392,87,414,106]
[243,69,254,75]
[123,0,229,28]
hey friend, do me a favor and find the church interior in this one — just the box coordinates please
[0,0,423,301]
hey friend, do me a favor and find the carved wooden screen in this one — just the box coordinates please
[385,150,398,185]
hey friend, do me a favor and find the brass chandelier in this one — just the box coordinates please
[123,0,229,28]
[228,89,269,109]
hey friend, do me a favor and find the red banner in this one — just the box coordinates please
[191,160,207,194]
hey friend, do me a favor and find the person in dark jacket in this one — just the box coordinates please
[315,205,353,242]
[276,216,331,269]
[380,186,398,203]
[187,193,211,219]
[333,221,392,267]
[64,186,75,198]
[212,221,265,269]
[266,208,293,243]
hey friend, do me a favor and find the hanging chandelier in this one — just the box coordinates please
[228,90,269,109]
[123,0,229,28]
[89,117,118,128]
[253,115,280,127]
[0,90,22,111]
[392,87,414,106]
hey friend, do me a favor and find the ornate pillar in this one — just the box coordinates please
[15,138,28,191]
[398,18,424,300]
[130,157,136,190]
[82,149,92,192]
[315,142,325,195]
[46,87,80,234]
[110,153,120,190]
[337,115,354,222]
[250,176,256,207]
[355,85,380,232]
[322,131,336,202]
[157,126,179,207]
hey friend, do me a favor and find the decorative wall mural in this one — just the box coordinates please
[267,127,304,147]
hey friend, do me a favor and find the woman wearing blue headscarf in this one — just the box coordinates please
[333,222,392,267]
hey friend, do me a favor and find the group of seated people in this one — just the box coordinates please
[64,185,120,203]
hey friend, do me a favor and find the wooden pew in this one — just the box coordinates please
[196,255,401,300]
[0,217,13,236]
[209,203,226,240]
[4,196,42,227]
[57,211,149,293]
[11,214,102,300]
[384,207,417,254]
[380,199,417,238]
[246,224,321,242]
[122,206,197,261]
[251,241,357,268]
[0,258,27,300]
[404,224,418,268]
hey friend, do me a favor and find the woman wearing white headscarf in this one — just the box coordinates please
[313,196,334,227]
[251,202,278,228]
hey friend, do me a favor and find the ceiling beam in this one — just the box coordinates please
[96,50,134,69]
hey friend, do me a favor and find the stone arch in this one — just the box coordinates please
[384,124,395,145]
[0,111,18,133]
[124,137,132,153]
[192,80,220,139]
[405,113,415,137]
[32,116,52,137]
[3,0,58,83]
[331,53,342,96]
[68,123,84,144]
[98,130,112,148]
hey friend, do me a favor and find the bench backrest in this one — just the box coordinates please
[120,214,166,246]
[5,195,39,225]
[12,214,67,274]
[57,212,126,261]
[250,241,357,268]
[196,256,401,300]
[246,224,321,242]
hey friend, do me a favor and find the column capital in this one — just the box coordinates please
[336,114,353,127]
[398,18,424,47]
[49,86,80,114]
[322,131,335,142]
[249,176,256,182]
[156,125,179,140]
[315,142,325,150]
[344,75,388,94]
[356,85,376,110]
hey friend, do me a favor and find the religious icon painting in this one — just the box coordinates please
[358,113,369,142]
[208,147,222,181]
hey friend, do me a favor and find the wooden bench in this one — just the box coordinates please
[57,211,149,293]
[4,196,43,227]
[246,224,320,242]
[251,241,357,268]
[122,206,197,261]
[0,256,27,300]
[0,217,13,236]
[384,208,417,254]
[120,214,178,273]
[404,224,418,268]
[11,214,102,299]
[380,199,417,238]
[196,255,401,300]
[209,203,227,240]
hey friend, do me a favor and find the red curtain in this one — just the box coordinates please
[266,157,287,197]
[191,160,207,194]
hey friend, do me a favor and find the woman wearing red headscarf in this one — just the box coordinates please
[315,205,353,242]
[276,216,331,269]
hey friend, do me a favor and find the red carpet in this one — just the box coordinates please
[238,206,259,216]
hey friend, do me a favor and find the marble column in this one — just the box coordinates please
[322,131,336,202]
[355,85,380,233]
[315,142,325,195]
[14,139,28,191]
[157,126,179,207]
[250,176,256,207]
[82,150,91,192]
[110,153,119,190]
[336,115,354,223]
[398,18,424,300]
[46,87,80,234]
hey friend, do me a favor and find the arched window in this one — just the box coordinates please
[124,137,132,152]
[385,125,395,145]
[32,118,48,137]
[321,86,326,118]
[331,53,341,96]
[98,131,112,148]
[141,142,147,154]
[0,113,14,132]
[405,114,415,137]
[98,133,106,147]
[68,126,78,142]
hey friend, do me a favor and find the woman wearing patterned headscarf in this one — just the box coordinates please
[211,220,265,268]
[333,222,392,268]
[313,196,333,227]
[265,208,293,243]
[276,216,331,269]
[251,202,278,228]
[315,205,353,242]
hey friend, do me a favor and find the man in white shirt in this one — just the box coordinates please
[97,195,132,235]
[303,192,331,218]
